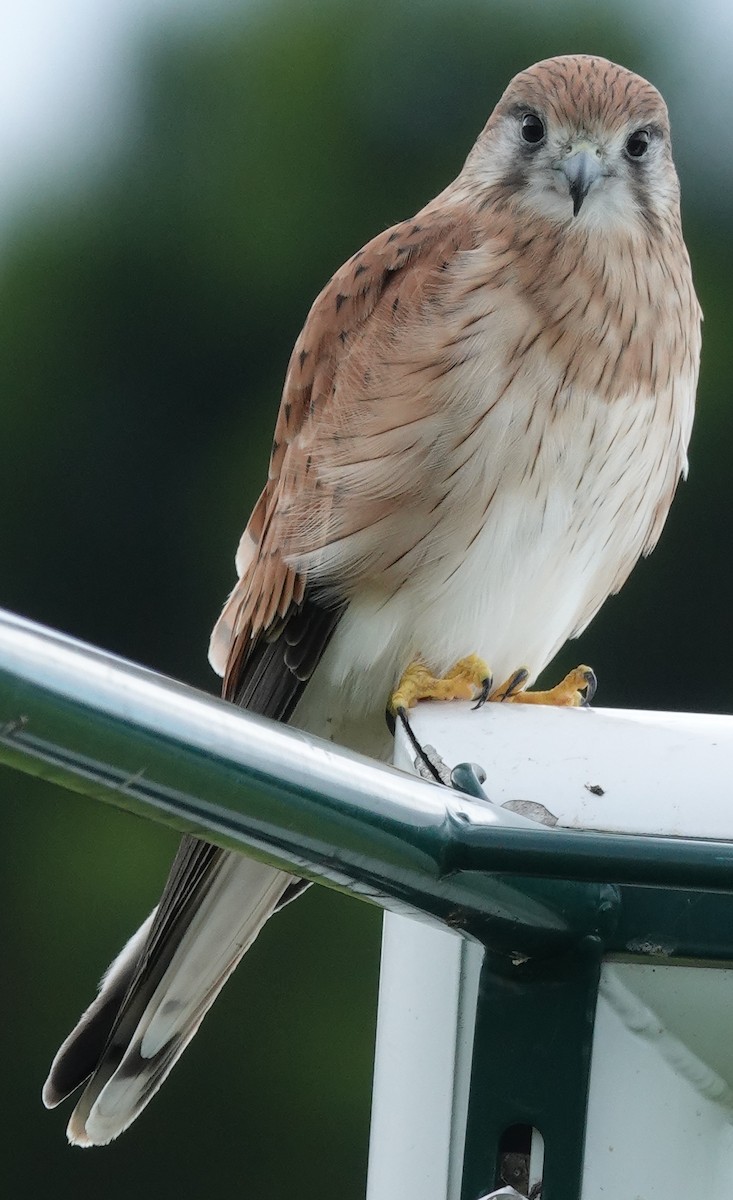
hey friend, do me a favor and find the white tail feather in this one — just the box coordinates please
[67,856,293,1146]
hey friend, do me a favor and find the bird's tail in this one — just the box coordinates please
[43,847,293,1146]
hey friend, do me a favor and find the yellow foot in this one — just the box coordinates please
[492,664,597,707]
[390,654,492,714]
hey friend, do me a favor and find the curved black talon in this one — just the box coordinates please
[396,707,445,785]
[472,673,494,711]
[581,668,598,707]
[496,667,529,702]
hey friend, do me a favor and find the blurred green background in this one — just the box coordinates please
[1,0,730,1195]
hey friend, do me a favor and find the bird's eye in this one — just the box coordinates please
[626,129,650,159]
[520,113,545,145]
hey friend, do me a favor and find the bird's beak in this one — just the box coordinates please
[561,143,603,217]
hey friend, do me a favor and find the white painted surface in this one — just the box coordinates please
[403,701,733,839]
[585,964,733,1199]
[366,915,482,1200]
[366,704,733,1200]
[478,1190,525,1198]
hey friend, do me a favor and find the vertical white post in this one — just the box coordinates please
[366,912,483,1200]
[367,702,733,1199]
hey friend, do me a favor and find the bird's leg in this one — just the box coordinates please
[389,655,492,785]
[491,664,597,707]
[388,657,594,786]
[390,654,492,713]
[390,656,595,711]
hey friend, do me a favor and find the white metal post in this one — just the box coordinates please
[366,702,733,1199]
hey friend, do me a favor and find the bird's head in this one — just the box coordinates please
[464,55,679,234]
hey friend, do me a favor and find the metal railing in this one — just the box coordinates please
[4,606,733,1199]
[2,608,733,919]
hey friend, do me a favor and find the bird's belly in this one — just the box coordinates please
[293,386,682,757]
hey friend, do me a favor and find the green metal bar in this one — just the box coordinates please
[0,609,731,902]
[448,825,733,893]
[462,937,604,1200]
[0,608,612,954]
[447,762,733,896]
[2,605,733,961]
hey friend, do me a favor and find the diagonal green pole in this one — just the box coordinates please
[1,609,733,913]
[0,608,616,954]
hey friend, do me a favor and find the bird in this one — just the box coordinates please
[43,53,701,1145]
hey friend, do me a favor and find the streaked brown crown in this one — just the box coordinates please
[491,54,669,137]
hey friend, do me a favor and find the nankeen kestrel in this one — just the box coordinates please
[44,54,701,1144]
